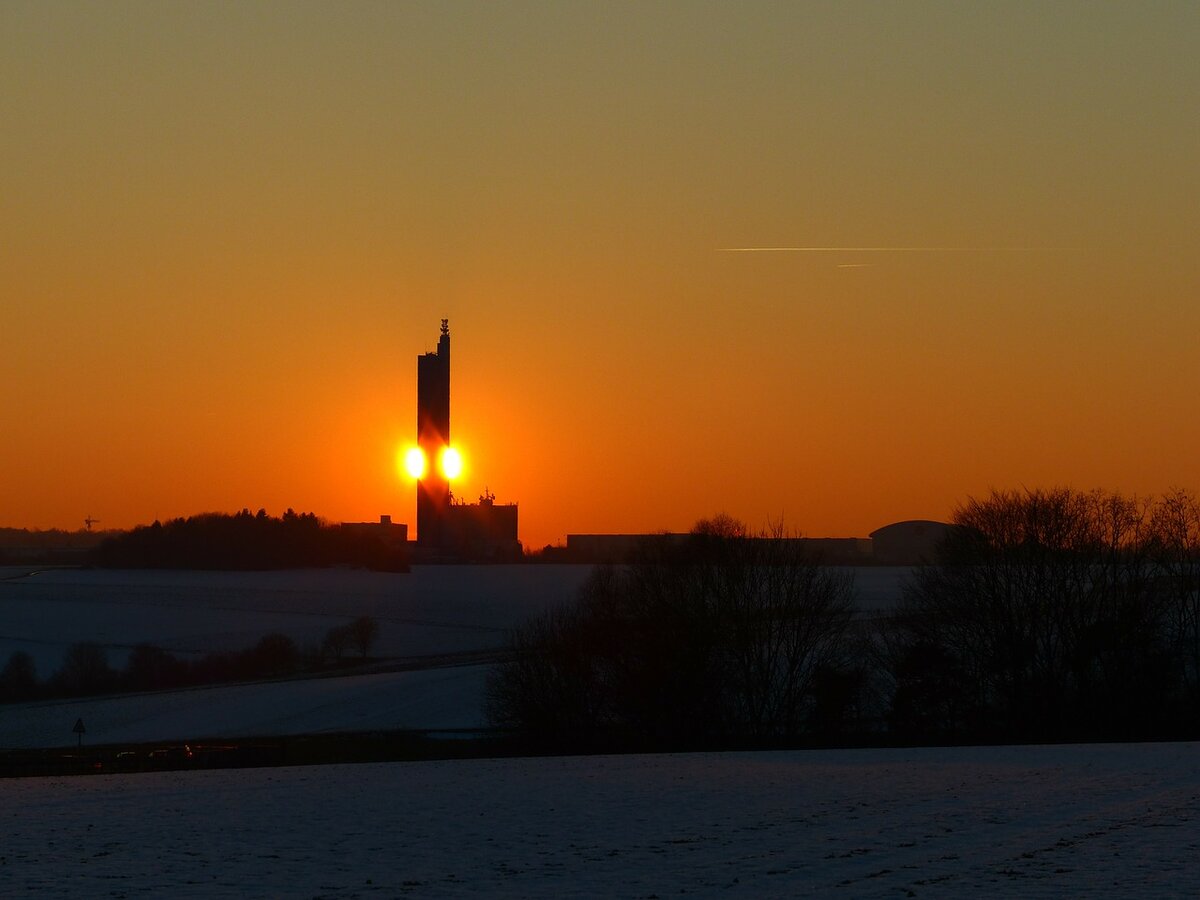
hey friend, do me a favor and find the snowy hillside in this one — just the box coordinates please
[0,666,489,750]
[3,741,1197,897]
[0,566,595,674]
[0,566,910,750]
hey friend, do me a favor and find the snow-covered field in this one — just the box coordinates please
[3,741,1197,897]
[5,568,1194,897]
[0,566,597,675]
[0,566,594,749]
[0,566,911,750]
[0,565,910,672]
[0,666,489,749]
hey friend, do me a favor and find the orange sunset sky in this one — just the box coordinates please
[2,2,1198,550]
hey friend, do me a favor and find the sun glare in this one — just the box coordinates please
[399,446,462,480]
[402,447,427,480]
[440,447,463,480]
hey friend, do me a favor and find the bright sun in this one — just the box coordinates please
[402,447,427,479]
[440,447,463,480]
[399,445,462,480]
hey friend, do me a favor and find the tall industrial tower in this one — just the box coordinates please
[416,319,451,548]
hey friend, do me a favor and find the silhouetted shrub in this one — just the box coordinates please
[320,617,380,664]
[246,633,300,678]
[54,642,117,696]
[322,624,352,663]
[348,616,380,658]
[190,649,238,685]
[881,639,974,738]
[0,651,38,702]
[124,644,188,692]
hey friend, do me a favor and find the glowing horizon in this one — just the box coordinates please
[1,2,1197,551]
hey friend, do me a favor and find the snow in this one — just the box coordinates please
[0,566,594,675]
[0,566,913,752]
[0,566,595,749]
[3,567,1194,896]
[0,666,489,749]
[0,565,910,674]
[2,742,1197,897]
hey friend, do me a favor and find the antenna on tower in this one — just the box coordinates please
[441,318,449,335]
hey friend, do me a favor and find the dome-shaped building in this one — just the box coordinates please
[869,520,951,565]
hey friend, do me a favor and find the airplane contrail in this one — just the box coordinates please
[717,246,1050,252]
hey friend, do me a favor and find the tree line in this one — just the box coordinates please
[487,490,1200,748]
[884,488,1200,742]
[94,509,407,570]
[0,617,379,704]
[487,515,859,747]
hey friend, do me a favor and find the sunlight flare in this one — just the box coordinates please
[440,446,463,480]
[402,447,427,480]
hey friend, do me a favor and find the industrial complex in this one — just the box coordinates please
[3,320,948,566]
[381,320,948,565]
[409,320,520,562]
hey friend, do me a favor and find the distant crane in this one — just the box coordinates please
[84,516,100,532]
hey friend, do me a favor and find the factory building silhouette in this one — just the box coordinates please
[413,320,519,561]
[416,320,452,550]
[394,320,941,565]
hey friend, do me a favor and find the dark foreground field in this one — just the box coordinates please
[3,741,1197,898]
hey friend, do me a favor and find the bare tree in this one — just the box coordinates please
[348,616,380,659]
[1150,488,1200,700]
[124,644,185,691]
[0,651,38,702]
[487,517,857,743]
[893,487,1172,740]
[55,642,116,696]
[247,633,299,677]
[322,624,351,663]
